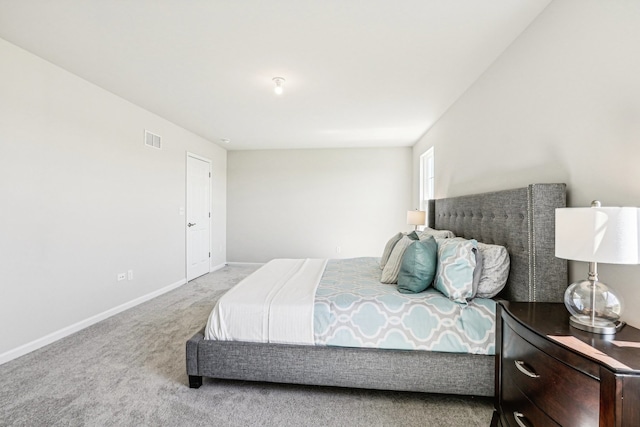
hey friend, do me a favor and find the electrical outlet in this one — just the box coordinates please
[127,270,133,280]
[117,273,126,281]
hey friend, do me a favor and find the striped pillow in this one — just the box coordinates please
[381,235,415,284]
[380,232,404,269]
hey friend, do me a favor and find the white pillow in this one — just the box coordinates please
[419,227,455,240]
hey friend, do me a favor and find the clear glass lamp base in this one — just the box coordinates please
[564,279,625,335]
[569,315,625,335]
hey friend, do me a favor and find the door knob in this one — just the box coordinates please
[187,222,196,227]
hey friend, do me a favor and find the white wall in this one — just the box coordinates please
[413,0,640,326]
[228,148,412,262]
[0,38,227,361]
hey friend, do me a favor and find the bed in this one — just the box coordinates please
[186,183,567,396]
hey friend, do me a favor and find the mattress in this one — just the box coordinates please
[206,257,496,355]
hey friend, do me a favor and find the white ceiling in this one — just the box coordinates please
[0,1,551,150]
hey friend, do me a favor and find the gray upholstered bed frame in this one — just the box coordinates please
[186,183,567,396]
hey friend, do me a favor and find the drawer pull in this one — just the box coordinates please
[514,360,540,378]
[513,412,531,427]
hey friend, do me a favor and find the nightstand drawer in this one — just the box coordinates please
[502,376,559,427]
[503,324,599,427]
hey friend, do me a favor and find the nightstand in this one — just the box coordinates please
[494,301,640,427]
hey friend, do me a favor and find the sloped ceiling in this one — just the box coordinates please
[0,0,551,150]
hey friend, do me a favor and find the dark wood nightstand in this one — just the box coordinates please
[494,301,640,427]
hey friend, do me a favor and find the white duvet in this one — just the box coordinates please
[205,258,327,345]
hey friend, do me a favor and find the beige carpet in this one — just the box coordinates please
[0,264,494,427]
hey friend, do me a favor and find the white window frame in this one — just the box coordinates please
[419,148,435,217]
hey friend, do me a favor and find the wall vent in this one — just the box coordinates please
[144,130,162,149]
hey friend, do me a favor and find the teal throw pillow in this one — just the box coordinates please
[406,230,420,240]
[397,236,438,294]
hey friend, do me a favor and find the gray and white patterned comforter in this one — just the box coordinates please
[313,257,496,355]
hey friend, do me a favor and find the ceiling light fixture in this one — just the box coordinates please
[220,138,230,144]
[272,77,285,95]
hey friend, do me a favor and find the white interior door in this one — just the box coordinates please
[186,153,211,281]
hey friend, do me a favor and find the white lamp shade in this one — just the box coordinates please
[555,207,640,264]
[407,210,426,226]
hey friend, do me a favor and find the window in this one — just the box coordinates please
[419,148,435,214]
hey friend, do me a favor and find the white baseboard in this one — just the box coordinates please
[0,278,187,366]
[210,263,227,272]
[225,262,265,266]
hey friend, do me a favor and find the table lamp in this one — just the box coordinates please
[555,201,640,334]
[407,210,426,231]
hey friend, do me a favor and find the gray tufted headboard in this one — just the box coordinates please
[427,183,567,302]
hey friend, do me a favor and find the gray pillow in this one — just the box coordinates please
[419,227,455,240]
[381,235,415,284]
[475,242,510,298]
[397,237,438,294]
[380,232,403,269]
